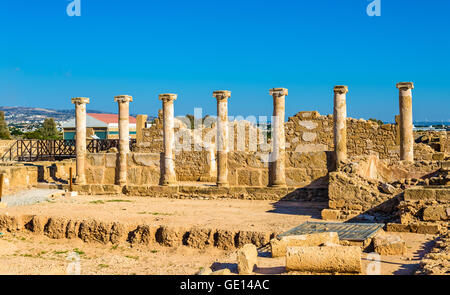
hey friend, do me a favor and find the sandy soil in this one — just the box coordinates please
[0,195,326,232]
[0,231,231,275]
[0,195,437,275]
[0,231,435,275]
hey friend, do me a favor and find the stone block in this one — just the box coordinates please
[105,153,118,168]
[386,223,410,233]
[373,234,407,255]
[321,209,341,220]
[404,188,436,201]
[435,189,450,203]
[237,244,258,275]
[237,169,261,186]
[423,206,448,221]
[286,245,361,273]
[271,232,339,257]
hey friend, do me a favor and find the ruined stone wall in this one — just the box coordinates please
[83,150,329,188]
[285,111,400,159]
[323,160,443,221]
[136,110,446,163]
[0,164,38,195]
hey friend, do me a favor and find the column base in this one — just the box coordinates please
[74,177,86,185]
[161,179,177,186]
[270,184,287,188]
[216,182,229,188]
[117,180,127,186]
[270,180,286,188]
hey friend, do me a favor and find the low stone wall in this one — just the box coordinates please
[70,184,328,202]
[0,164,38,195]
[84,150,330,188]
[0,213,277,250]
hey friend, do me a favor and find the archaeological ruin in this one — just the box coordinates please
[0,82,449,275]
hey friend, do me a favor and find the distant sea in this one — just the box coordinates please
[412,121,450,131]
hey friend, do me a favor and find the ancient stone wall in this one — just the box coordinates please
[0,164,38,195]
[322,159,443,221]
[285,111,400,159]
[82,150,330,188]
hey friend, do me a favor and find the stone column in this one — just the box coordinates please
[136,114,147,144]
[269,88,288,187]
[114,95,133,185]
[333,86,348,168]
[71,97,90,184]
[213,90,231,187]
[396,82,414,162]
[159,94,177,185]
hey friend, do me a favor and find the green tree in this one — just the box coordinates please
[39,118,62,139]
[0,111,11,139]
[23,130,43,139]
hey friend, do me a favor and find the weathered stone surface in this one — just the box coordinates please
[44,217,68,239]
[321,209,341,220]
[237,244,258,275]
[214,229,236,250]
[156,226,184,247]
[286,245,361,273]
[404,188,436,201]
[78,220,111,244]
[210,268,232,275]
[373,234,407,256]
[128,225,156,245]
[185,227,214,249]
[381,183,396,194]
[271,232,339,257]
[422,206,449,221]
[132,153,159,167]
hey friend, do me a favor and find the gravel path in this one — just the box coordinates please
[1,189,64,207]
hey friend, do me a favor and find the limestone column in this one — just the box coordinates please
[213,90,231,187]
[114,95,133,185]
[269,88,287,187]
[159,94,177,185]
[396,82,414,162]
[136,114,147,144]
[333,86,348,168]
[71,97,90,184]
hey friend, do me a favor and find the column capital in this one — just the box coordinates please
[159,93,177,102]
[333,86,348,94]
[114,95,133,103]
[269,88,288,97]
[71,97,90,104]
[213,90,231,100]
[396,82,414,90]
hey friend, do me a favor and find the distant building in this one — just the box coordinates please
[62,113,137,140]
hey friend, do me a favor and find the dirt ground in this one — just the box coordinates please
[1,195,326,232]
[0,231,434,275]
[0,195,437,275]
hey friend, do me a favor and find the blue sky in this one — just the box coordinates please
[1,0,449,122]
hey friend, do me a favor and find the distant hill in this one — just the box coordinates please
[0,106,156,126]
[0,106,109,125]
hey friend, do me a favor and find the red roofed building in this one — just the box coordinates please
[62,113,137,140]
